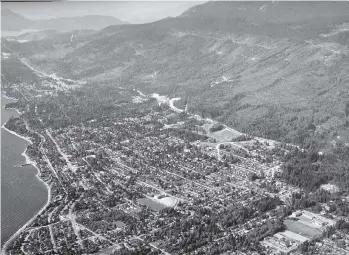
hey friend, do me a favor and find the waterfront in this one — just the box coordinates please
[1,96,47,246]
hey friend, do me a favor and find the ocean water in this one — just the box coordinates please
[1,29,41,38]
[1,96,48,246]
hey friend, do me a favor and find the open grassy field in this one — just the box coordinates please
[284,219,321,239]
[137,198,167,212]
[202,123,242,142]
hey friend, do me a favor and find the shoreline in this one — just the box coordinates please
[2,94,18,101]
[1,149,52,255]
[4,106,23,115]
[1,95,22,115]
[1,124,33,145]
[1,112,51,255]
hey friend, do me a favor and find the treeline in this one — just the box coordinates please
[281,145,349,192]
[221,196,282,228]
[289,189,349,217]
[281,148,329,191]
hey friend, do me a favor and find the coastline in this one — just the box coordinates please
[2,94,18,101]
[1,96,22,116]
[1,124,33,145]
[1,109,51,254]
[1,149,52,255]
[3,106,23,115]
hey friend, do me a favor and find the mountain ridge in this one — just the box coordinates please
[1,8,128,32]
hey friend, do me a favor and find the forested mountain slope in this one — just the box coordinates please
[2,1,349,151]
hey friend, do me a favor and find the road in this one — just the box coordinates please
[68,200,84,249]
[46,129,77,173]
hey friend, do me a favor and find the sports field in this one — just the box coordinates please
[284,220,321,238]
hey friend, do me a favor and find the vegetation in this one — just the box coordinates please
[280,145,349,192]
[209,123,224,133]
[2,2,349,254]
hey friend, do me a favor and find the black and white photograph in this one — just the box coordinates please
[1,1,349,254]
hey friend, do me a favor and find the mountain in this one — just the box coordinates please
[180,1,349,24]
[32,15,127,31]
[1,8,127,32]
[2,1,349,150]
[1,8,32,31]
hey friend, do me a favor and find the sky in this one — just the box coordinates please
[3,1,205,24]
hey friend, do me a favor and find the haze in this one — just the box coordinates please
[3,1,205,24]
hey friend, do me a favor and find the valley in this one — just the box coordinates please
[1,1,349,255]
[1,54,349,255]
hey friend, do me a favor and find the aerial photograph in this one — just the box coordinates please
[1,1,349,254]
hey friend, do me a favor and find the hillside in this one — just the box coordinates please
[2,1,349,150]
[1,8,127,32]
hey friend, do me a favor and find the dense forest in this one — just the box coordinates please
[280,144,349,192]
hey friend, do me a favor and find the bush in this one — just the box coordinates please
[209,123,224,132]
